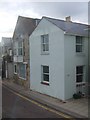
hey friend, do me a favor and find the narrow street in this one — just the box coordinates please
[2,85,64,118]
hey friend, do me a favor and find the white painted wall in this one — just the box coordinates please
[64,34,88,99]
[29,18,65,100]
[29,17,88,100]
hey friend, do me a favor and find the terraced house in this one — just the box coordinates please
[29,16,88,100]
[1,37,13,79]
[13,16,40,88]
[0,42,2,79]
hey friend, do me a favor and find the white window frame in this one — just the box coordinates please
[41,65,49,84]
[9,49,12,56]
[41,34,49,54]
[14,42,18,56]
[14,48,17,56]
[76,36,83,53]
[14,64,17,74]
[18,41,23,56]
[19,63,26,80]
[76,66,84,84]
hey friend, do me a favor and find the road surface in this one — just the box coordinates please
[2,85,66,118]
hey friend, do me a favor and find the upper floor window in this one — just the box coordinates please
[14,49,17,55]
[41,34,49,53]
[18,41,23,56]
[14,42,18,56]
[76,36,83,53]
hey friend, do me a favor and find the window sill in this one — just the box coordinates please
[14,55,23,57]
[14,72,17,74]
[19,76,26,80]
[75,53,85,56]
[18,55,23,57]
[41,52,49,55]
[41,81,50,86]
[76,82,86,87]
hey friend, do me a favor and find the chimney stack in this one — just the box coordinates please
[65,16,71,22]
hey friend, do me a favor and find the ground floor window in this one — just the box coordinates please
[76,66,84,83]
[14,64,17,74]
[41,65,49,84]
[19,63,26,79]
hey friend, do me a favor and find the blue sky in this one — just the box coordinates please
[0,0,89,42]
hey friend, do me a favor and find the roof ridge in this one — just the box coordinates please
[43,16,88,26]
[18,15,38,20]
[43,16,65,22]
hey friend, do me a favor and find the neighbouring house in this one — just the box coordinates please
[88,26,90,96]
[29,16,88,100]
[1,37,13,79]
[13,16,40,88]
[0,42,2,58]
[88,2,90,97]
[0,43,2,79]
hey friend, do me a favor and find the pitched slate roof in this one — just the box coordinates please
[43,16,88,36]
[13,16,40,38]
[1,37,12,47]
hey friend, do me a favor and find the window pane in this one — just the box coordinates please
[14,65,17,73]
[19,64,26,79]
[76,75,83,82]
[42,44,45,51]
[14,49,16,55]
[18,48,23,55]
[76,45,82,52]
[15,66,16,72]
[41,35,49,44]
[43,74,49,82]
[18,42,22,47]
[45,44,49,51]
[76,36,82,44]
[41,34,49,52]
[41,36,44,43]
[45,35,49,43]
[76,66,83,74]
[43,66,49,73]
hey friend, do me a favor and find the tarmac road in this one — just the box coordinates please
[2,85,64,118]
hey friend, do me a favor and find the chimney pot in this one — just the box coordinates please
[65,16,71,22]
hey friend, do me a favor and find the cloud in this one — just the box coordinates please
[29,2,88,23]
[0,1,88,42]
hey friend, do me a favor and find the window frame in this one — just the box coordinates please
[14,64,17,74]
[76,36,83,53]
[14,48,17,56]
[14,42,17,56]
[41,65,49,85]
[18,41,23,56]
[41,34,49,54]
[19,63,26,80]
[76,66,84,84]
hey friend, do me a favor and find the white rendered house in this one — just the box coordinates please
[29,16,88,100]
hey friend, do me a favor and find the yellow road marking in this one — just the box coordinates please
[3,85,74,119]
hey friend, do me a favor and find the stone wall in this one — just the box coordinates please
[13,34,30,89]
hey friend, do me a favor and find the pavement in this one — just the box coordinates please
[2,79,89,118]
